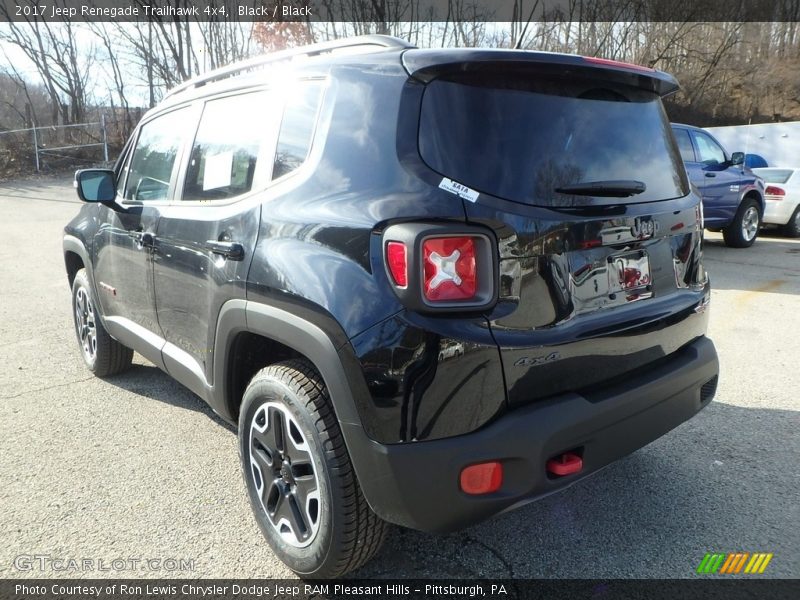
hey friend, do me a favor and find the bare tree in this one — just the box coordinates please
[87,23,135,138]
[0,1,94,125]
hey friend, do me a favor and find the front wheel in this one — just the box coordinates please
[722,198,761,248]
[238,359,387,577]
[71,268,132,377]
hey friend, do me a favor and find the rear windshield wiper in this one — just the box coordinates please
[555,180,646,197]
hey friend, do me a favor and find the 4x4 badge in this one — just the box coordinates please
[514,352,561,367]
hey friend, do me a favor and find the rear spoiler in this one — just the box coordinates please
[401,48,680,97]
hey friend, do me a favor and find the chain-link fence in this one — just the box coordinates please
[0,111,139,180]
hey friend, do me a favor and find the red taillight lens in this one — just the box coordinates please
[386,241,407,287]
[460,462,503,495]
[765,186,785,198]
[422,236,477,302]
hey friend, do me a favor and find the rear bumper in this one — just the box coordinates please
[763,199,797,225]
[344,336,718,532]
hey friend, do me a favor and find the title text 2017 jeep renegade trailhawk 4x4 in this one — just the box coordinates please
[65,36,719,577]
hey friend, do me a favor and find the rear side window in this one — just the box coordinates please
[273,80,325,180]
[418,73,688,207]
[124,108,193,201]
[673,128,696,163]
[183,91,279,201]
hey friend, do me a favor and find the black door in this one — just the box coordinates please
[153,90,280,395]
[92,105,197,368]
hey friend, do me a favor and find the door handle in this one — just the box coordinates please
[205,240,245,261]
[129,230,155,247]
[705,172,717,178]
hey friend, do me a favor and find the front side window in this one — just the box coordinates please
[691,132,726,166]
[182,91,279,201]
[123,108,193,201]
[272,80,325,180]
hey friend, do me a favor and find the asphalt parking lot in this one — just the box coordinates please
[0,176,797,579]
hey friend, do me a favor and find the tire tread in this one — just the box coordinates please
[722,198,761,248]
[245,359,387,577]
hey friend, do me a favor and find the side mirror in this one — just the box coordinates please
[74,169,116,203]
[730,152,745,166]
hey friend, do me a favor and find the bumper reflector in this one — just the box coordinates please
[547,452,583,476]
[460,461,503,495]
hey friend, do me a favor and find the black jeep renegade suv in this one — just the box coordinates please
[64,36,719,577]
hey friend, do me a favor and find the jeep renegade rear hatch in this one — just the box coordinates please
[407,51,709,408]
[416,65,688,208]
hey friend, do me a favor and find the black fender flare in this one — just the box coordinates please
[212,299,367,427]
[63,234,94,286]
[63,235,105,313]
[211,299,397,520]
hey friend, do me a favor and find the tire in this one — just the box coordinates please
[722,198,761,248]
[71,268,133,377]
[238,359,387,578]
[783,206,800,238]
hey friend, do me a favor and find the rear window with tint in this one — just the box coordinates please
[419,73,688,207]
[754,169,793,184]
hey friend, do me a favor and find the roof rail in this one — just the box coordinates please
[165,35,414,100]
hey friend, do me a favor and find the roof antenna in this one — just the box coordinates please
[742,116,752,172]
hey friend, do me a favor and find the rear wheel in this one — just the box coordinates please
[783,206,800,238]
[722,198,761,248]
[71,268,133,377]
[238,359,387,577]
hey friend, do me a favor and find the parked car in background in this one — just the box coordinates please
[671,123,765,247]
[438,341,465,362]
[753,167,800,237]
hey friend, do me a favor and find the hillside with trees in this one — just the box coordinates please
[1,0,798,178]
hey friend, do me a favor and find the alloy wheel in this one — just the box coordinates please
[75,287,97,362]
[249,402,321,548]
[741,206,759,242]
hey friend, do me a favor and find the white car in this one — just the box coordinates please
[753,168,800,237]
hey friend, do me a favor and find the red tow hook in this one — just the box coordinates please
[546,452,583,476]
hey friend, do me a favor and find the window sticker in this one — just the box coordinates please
[203,151,233,191]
